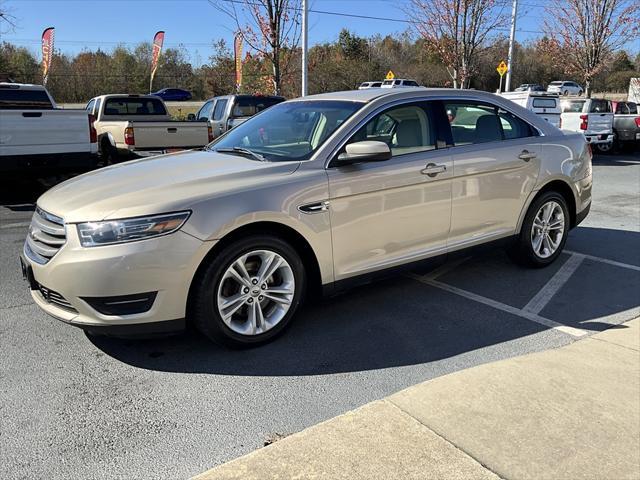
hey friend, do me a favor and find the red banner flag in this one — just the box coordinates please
[234,33,243,92]
[41,27,55,86]
[150,31,165,92]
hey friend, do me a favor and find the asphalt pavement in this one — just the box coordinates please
[1,152,639,479]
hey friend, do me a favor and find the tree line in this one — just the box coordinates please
[1,30,639,103]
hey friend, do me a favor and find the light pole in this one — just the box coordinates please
[301,0,308,96]
[505,0,518,92]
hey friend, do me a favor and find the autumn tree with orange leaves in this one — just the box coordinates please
[211,0,301,95]
[542,0,639,97]
[408,0,507,88]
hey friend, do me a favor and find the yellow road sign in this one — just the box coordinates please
[496,61,508,77]
[386,70,395,80]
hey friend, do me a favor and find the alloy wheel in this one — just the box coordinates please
[216,249,295,336]
[530,201,565,259]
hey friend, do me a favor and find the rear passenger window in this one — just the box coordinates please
[213,99,228,121]
[445,102,535,145]
[347,103,437,156]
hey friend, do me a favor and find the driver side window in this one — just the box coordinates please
[348,104,437,156]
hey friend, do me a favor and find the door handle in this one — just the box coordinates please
[22,112,43,118]
[518,150,537,161]
[421,163,447,177]
[167,127,177,133]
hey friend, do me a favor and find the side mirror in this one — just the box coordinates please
[187,113,196,121]
[334,141,392,166]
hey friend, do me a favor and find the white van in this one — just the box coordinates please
[501,91,561,128]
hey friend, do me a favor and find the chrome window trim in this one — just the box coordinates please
[322,95,545,169]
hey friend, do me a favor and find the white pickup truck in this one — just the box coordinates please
[501,91,561,128]
[560,98,614,153]
[86,94,212,163]
[0,83,98,174]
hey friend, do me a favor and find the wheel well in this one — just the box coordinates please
[186,222,323,319]
[535,180,577,227]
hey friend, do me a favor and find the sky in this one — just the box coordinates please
[1,0,639,66]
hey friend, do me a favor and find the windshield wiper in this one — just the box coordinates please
[215,147,266,162]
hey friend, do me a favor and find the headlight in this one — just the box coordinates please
[76,211,190,247]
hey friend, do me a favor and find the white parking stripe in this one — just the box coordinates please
[407,274,588,337]
[565,250,640,272]
[523,253,585,314]
[424,256,472,280]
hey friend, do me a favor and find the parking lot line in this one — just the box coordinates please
[523,253,585,314]
[424,256,472,280]
[565,250,640,272]
[407,274,588,338]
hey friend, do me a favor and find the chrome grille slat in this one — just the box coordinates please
[38,284,77,313]
[25,207,66,264]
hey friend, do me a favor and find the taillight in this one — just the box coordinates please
[124,126,135,146]
[207,125,214,143]
[579,114,588,130]
[88,114,97,143]
[634,117,640,128]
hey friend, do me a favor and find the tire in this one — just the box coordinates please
[578,90,584,96]
[191,235,306,348]
[563,90,569,96]
[509,191,570,268]
[98,139,117,167]
[595,142,613,154]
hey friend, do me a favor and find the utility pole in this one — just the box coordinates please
[505,0,518,92]
[301,0,308,96]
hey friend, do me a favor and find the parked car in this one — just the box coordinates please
[0,83,98,174]
[21,88,592,347]
[358,81,382,89]
[611,101,640,151]
[189,94,284,139]
[86,94,212,163]
[151,88,192,101]
[381,79,421,88]
[501,91,561,128]
[560,98,614,153]
[514,84,545,92]
[547,81,583,96]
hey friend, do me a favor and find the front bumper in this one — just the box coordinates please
[22,226,214,334]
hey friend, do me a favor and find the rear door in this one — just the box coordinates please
[445,100,541,248]
[210,98,228,138]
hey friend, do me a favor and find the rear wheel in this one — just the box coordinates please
[595,142,613,154]
[563,90,569,96]
[191,235,305,348]
[98,139,117,167]
[509,192,569,267]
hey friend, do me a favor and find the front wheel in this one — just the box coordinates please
[509,192,570,267]
[191,235,306,348]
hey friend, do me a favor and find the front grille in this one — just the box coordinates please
[37,283,78,313]
[25,207,66,264]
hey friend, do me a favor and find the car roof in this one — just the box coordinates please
[290,87,500,104]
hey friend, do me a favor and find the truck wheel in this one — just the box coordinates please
[191,235,306,348]
[595,142,612,154]
[98,140,117,167]
[508,191,569,268]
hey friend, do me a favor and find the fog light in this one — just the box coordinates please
[82,292,157,316]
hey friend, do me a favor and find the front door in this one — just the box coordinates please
[327,101,453,281]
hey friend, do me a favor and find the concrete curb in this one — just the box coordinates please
[194,318,640,480]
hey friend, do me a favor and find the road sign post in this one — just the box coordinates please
[496,61,508,93]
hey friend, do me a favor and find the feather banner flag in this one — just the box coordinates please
[150,31,165,92]
[234,32,243,92]
[41,27,55,86]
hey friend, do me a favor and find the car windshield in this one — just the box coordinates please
[209,100,363,162]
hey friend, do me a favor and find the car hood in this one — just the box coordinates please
[37,150,300,223]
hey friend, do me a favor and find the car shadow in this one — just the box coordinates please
[592,151,639,166]
[88,226,639,377]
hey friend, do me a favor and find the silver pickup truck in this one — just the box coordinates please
[612,101,640,151]
[86,94,213,163]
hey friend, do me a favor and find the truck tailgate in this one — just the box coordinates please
[0,110,91,156]
[586,113,613,135]
[130,122,209,149]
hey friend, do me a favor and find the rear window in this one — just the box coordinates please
[589,100,611,113]
[382,80,393,86]
[532,98,558,109]
[561,100,585,113]
[0,88,53,110]
[231,96,284,118]
[103,97,167,115]
[403,80,419,86]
